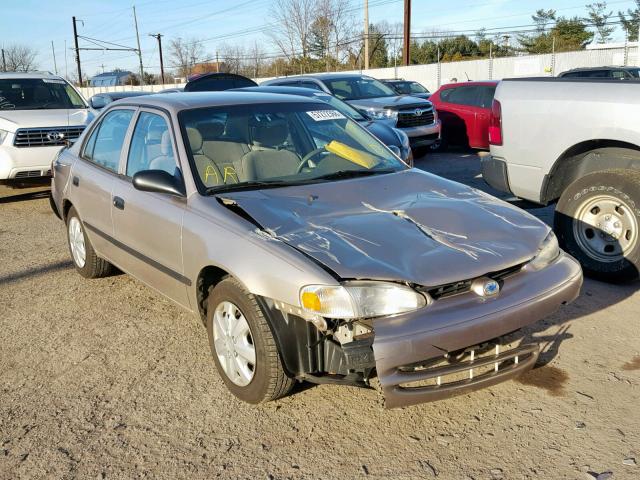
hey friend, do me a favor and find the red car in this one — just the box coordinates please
[429,80,498,151]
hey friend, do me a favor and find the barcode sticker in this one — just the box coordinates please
[306,110,345,121]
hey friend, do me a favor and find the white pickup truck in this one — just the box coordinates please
[482,78,640,281]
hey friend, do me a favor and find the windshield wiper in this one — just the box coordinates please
[304,169,396,182]
[205,180,292,194]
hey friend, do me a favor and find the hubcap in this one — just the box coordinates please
[573,195,638,262]
[68,217,86,268]
[212,301,256,386]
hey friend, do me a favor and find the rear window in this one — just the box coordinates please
[185,74,257,92]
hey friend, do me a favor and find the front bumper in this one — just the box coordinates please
[481,155,512,194]
[372,253,582,408]
[402,120,441,147]
[0,144,62,181]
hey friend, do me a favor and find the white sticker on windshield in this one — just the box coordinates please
[306,110,345,121]
[42,79,67,84]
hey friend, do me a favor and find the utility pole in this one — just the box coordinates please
[364,0,369,70]
[72,16,82,86]
[402,0,411,66]
[132,6,144,85]
[51,41,58,74]
[216,51,219,72]
[149,34,165,83]
[1,49,6,72]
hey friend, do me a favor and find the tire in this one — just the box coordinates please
[428,137,448,153]
[555,169,640,282]
[412,146,429,159]
[66,206,113,278]
[206,277,294,403]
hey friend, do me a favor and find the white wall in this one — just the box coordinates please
[78,46,640,99]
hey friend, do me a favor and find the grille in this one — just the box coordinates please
[15,170,46,178]
[13,126,85,148]
[425,262,524,300]
[397,108,435,128]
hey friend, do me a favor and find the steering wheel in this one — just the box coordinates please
[296,147,328,173]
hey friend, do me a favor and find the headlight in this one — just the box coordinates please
[300,281,428,319]
[393,128,410,149]
[367,108,398,121]
[528,231,560,271]
[0,129,9,145]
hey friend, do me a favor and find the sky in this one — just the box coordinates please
[1,0,638,79]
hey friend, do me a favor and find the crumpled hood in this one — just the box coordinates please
[0,108,93,132]
[348,95,432,111]
[222,170,549,287]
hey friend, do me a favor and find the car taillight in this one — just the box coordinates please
[488,99,502,146]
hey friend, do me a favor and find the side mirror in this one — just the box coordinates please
[89,96,107,110]
[132,170,186,197]
[388,145,402,157]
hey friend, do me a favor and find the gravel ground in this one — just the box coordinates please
[1,151,639,480]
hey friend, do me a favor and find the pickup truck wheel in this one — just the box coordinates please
[66,206,113,278]
[206,277,294,403]
[555,170,640,282]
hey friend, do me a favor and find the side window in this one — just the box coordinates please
[477,86,496,109]
[611,70,626,79]
[126,111,177,177]
[299,81,323,91]
[445,86,479,106]
[83,109,134,172]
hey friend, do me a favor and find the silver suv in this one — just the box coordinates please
[0,72,92,185]
[262,73,440,153]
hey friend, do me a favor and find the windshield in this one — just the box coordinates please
[0,78,86,110]
[310,92,367,121]
[180,102,405,193]
[325,77,397,100]
[626,68,640,78]
[394,81,429,94]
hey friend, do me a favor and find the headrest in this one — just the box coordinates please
[186,127,203,152]
[145,125,163,144]
[160,130,172,155]
[199,121,225,140]
[250,119,289,148]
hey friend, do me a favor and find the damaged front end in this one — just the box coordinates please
[258,250,581,408]
[215,170,583,407]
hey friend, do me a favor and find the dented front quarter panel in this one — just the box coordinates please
[220,169,549,287]
[182,194,339,309]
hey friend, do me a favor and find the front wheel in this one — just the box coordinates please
[66,206,113,278]
[206,277,294,403]
[555,169,640,282]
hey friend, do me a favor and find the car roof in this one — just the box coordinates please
[107,91,325,112]
[0,71,66,81]
[267,72,376,82]
[562,66,634,72]
[101,91,152,99]
[439,80,499,88]
[235,86,325,97]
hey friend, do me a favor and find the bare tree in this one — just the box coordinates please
[269,0,315,59]
[168,37,204,78]
[3,44,38,72]
[219,43,245,75]
[247,41,265,78]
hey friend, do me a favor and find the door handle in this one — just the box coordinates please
[113,196,125,210]
[72,176,79,186]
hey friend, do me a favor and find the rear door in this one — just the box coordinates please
[110,108,190,307]
[70,107,135,260]
[437,85,479,146]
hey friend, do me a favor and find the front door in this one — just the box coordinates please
[111,109,190,308]
[70,108,135,260]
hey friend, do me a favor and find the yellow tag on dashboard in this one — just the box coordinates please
[325,141,379,169]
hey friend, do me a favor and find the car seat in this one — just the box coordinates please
[185,127,223,186]
[240,118,300,180]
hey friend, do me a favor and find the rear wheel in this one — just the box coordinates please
[555,169,640,282]
[66,206,113,278]
[206,277,294,403]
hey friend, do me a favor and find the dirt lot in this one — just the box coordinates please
[1,151,639,480]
